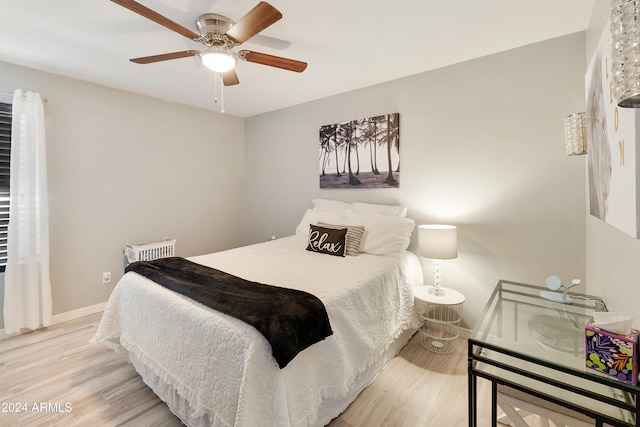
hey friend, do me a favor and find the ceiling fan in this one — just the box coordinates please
[111,0,307,86]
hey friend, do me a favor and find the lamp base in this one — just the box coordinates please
[430,259,444,296]
[429,286,445,296]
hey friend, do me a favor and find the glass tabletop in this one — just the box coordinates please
[468,280,639,425]
[470,279,608,372]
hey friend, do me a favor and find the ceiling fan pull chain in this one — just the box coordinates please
[213,73,224,114]
[220,75,225,114]
[213,72,219,106]
[212,72,226,114]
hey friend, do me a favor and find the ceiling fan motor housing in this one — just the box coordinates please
[196,14,235,45]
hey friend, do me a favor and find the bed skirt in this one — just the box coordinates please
[129,327,416,427]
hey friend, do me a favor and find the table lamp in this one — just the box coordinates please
[419,224,458,296]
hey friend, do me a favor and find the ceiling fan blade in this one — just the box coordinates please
[222,69,240,86]
[240,50,307,73]
[130,50,200,64]
[225,2,282,45]
[111,0,200,40]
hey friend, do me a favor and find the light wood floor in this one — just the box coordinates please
[0,313,498,427]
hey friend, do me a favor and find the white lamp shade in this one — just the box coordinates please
[200,50,237,72]
[419,224,457,260]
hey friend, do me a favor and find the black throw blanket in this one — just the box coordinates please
[125,257,333,368]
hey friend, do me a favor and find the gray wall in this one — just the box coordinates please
[244,33,587,328]
[0,61,245,329]
[586,4,640,325]
[1,32,590,332]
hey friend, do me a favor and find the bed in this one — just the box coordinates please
[92,201,423,426]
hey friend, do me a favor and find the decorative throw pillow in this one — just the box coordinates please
[306,224,347,257]
[317,222,364,256]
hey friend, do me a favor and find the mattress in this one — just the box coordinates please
[92,235,423,426]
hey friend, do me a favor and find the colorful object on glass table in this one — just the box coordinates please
[585,317,639,385]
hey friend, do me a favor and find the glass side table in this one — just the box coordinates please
[414,285,465,354]
[468,279,639,427]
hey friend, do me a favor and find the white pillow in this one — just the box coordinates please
[295,209,345,241]
[351,201,408,218]
[342,209,388,228]
[343,209,414,255]
[312,198,351,213]
[363,217,415,256]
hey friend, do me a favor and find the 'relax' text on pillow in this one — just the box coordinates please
[306,224,347,257]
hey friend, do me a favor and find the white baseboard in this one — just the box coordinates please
[459,326,472,339]
[0,302,106,337]
[51,302,106,324]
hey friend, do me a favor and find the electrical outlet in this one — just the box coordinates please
[102,271,111,284]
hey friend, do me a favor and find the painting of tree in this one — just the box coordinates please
[319,113,399,188]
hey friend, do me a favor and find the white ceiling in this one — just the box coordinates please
[0,0,595,118]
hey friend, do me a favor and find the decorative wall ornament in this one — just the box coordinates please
[563,112,588,155]
[586,18,640,239]
[610,0,640,107]
[319,113,399,188]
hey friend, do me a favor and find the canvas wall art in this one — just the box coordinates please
[586,20,639,239]
[319,113,399,188]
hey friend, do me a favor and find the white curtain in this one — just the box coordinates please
[3,89,51,334]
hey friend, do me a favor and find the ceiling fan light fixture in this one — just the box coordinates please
[200,49,237,72]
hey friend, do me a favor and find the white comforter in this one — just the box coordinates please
[92,236,422,427]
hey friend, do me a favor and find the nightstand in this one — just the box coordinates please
[414,286,465,354]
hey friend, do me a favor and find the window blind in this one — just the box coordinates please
[0,102,11,271]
